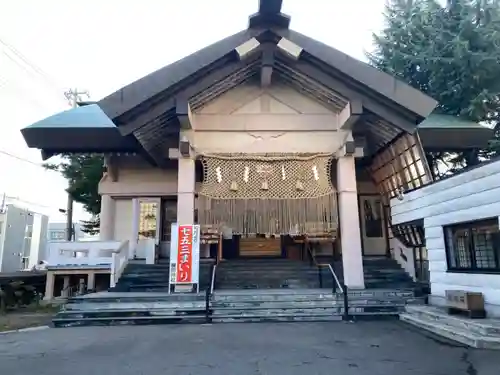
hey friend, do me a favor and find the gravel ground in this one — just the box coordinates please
[0,313,53,332]
[0,321,498,375]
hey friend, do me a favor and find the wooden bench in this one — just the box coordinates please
[445,290,486,319]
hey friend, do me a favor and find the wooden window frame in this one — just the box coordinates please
[443,218,500,274]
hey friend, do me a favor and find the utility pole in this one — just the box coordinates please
[0,192,5,213]
[63,88,89,241]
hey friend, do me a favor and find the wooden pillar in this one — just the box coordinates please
[177,157,195,225]
[337,156,365,289]
[61,275,70,297]
[87,272,96,291]
[99,195,115,241]
[44,271,55,300]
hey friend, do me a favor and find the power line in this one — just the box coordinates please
[0,149,62,173]
[2,194,74,218]
[0,149,44,167]
[0,36,66,104]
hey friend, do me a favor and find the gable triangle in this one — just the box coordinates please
[231,93,300,114]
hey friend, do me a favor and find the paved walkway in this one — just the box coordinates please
[0,321,498,374]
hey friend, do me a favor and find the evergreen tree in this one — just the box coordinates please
[45,154,104,234]
[368,0,500,175]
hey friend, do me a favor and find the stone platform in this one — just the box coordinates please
[400,305,500,350]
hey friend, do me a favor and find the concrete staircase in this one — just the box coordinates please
[52,292,208,327]
[363,257,417,290]
[212,289,342,322]
[211,288,422,323]
[401,305,500,350]
[110,259,214,293]
[52,259,215,327]
[51,256,424,327]
[215,258,335,290]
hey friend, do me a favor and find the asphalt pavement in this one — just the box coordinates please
[0,321,498,375]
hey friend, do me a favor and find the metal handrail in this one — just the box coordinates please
[324,263,344,294]
[306,242,343,293]
[306,241,349,320]
[205,262,217,323]
[210,263,217,295]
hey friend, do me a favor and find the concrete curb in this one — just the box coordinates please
[0,325,50,335]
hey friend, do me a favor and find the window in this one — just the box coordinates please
[25,225,33,238]
[444,219,500,272]
[50,230,66,241]
[138,201,158,239]
[369,134,432,198]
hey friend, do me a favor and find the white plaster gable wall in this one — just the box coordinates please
[185,82,350,155]
[390,159,500,316]
[113,198,133,243]
[99,155,178,197]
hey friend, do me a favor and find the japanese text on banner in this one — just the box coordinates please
[176,225,193,283]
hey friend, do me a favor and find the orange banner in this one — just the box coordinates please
[176,225,193,283]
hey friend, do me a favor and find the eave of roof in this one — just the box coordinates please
[98,28,263,121]
[21,104,142,158]
[274,29,437,119]
[418,114,494,150]
[418,113,492,129]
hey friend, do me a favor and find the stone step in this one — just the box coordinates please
[114,284,211,293]
[216,270,318,276]
[364,275,413,281]
[365,283,416,290]
[405,305,500,337]
[58,306,206,319]
[213,307,403,323]
[216,274,323,280]
[400,313,500,350]
[65,301,206,311]
[212,308,343,317]
[212,290,415,303]
[68,292,206,303]
[212,313,343,323]
[213,300,406,309]
[53,314,207,328]
[53,291,210,327]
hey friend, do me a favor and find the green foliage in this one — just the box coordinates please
[0,281,38,312]
[368,0,500,174]
[44,154,104,234]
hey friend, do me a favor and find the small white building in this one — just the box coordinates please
[391,158,500,317]
[48,222,85,242]
[0,204,49,272]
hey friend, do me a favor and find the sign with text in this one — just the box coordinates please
[169,224,200,289]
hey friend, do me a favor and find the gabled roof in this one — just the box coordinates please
[22,0,445,163]
[97,11,436,127]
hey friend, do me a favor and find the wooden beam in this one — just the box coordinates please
[104,155,119,182]
[338,100,363,130]
[260,43,275,88]
[258,0,283,14]
[175,98,193,129]
[289,61,419,133]
[235,38,260,60]
[249,0,289,30]
[118,56,260,136]
[277,37,303,60]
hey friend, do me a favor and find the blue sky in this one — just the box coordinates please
[0,0,387,222]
